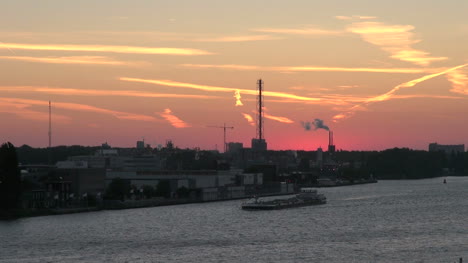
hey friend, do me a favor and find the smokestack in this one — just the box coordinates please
[328,130,335,153]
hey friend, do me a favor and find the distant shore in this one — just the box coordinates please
[0,191,298,220]
[0,180,381,220]
[0,179,386,220]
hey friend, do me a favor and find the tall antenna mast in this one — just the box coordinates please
[256,79,264,140]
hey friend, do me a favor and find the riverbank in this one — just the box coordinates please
[1,180,380,220]
[0,191,298,220]
[298,178,378,188]
[0,207,100,220]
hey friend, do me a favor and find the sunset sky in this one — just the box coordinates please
[1,0,467,151]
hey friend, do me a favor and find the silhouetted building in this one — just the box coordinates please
[56,168,106,196]
[251,138,267,152]
[136,141,145,149]
[227,142,243,153]
[429,143,464,155]
[101,142,111,149]
[316,147,323,166]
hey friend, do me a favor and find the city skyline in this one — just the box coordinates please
[1,0,467,150]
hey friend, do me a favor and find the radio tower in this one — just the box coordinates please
[251,79,267,153]
[256,79,264,140]
[48,101,52,165]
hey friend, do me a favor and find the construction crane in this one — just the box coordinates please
[208,123,234,153]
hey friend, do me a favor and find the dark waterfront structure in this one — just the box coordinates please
[429,143,464,155]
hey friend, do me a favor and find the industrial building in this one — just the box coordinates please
[428,143,465,155]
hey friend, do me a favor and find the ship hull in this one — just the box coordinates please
[241,199,326,210]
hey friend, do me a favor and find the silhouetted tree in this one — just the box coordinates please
[16,145,100,164]
[176,186,190,198]
[367,148,446,179]
[155,180,171,198]
[104,178,130,201]
[142,185,155,199]
[0,142,21,210]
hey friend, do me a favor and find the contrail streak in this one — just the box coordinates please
[0,97,161,122]
[0,55,146,66]
[333,63,468,121]
[181,64,429,74]
[120,77,321,102]
[0,41,16,55]
[0,86,219,100]
[0,100,70,122]
[0,42,211,56]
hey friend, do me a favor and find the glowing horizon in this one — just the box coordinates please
[1,1,467,151]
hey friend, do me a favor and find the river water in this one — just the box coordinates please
[1,177,467,262]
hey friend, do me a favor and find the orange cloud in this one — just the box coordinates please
[346,21,447,66]
[0,86,219,100]
[278,66,427,74]
[335,15,377,20]
[0,55,148,66]
[159,108,191,128]
[194,35,279,42]
[181,64,261,71]
[264,113,294,124]
[252,26,342,36]
[242,113,255,126]
[0,42,212,56]
[120,77,321,102]
[0,97,160,122]
[446,69,468,95]
[1,31,280,44]
[337,85,360,89]
[181,64,431,74]
[0,100,71,123]
[0,31,198,43]
[234,90,243,106]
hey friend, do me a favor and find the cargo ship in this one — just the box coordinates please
[241,188,326,210]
